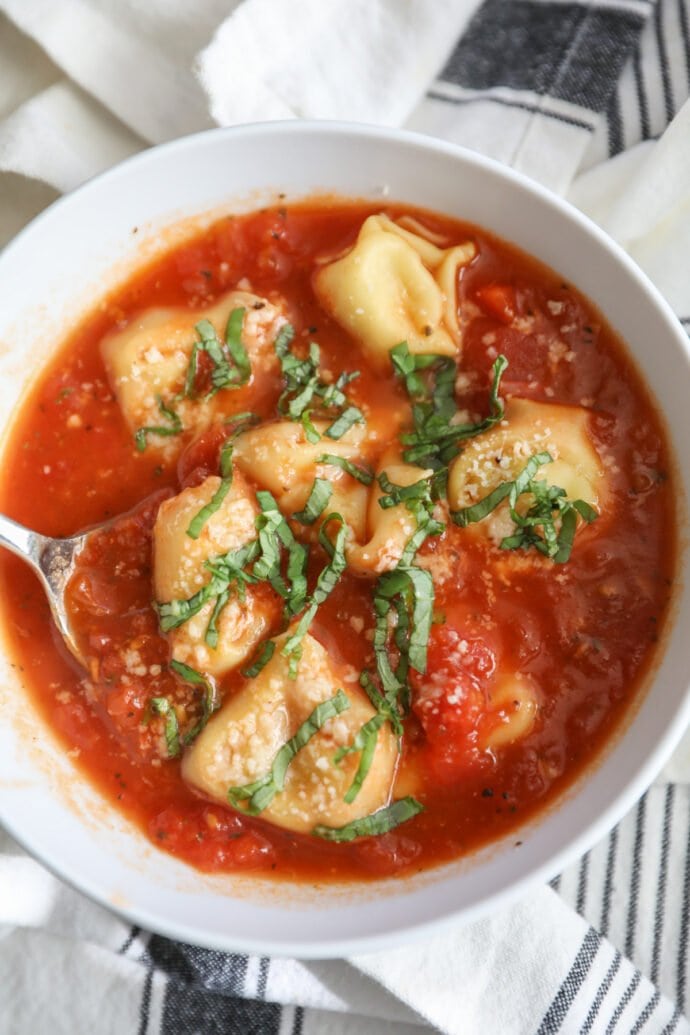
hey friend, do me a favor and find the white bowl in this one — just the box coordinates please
[0,122,688,958]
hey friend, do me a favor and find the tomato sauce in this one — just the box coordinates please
[0,200,675,881]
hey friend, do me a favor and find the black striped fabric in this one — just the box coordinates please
[585,0,690,166]
[409,0,690,192]
[557,787,690,1022]
[440,1,645,111]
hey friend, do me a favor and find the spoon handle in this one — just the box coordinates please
[0,512,46,572]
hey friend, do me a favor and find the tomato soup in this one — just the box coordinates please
[0,200,674,881]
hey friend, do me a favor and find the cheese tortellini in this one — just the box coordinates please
[347,447,434,574]
[448,399,604,545]
[481,674,540,751]
[182,631,398,834]
[101,290,285,453]
[233,419,369,539]
[313,214,476,371]
[153,473,278,676]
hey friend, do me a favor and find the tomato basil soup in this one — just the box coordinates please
[0,200,674,881]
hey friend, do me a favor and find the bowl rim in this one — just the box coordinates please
[0,118,689,959]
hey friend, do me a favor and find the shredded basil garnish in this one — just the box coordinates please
[186,477,233,540]
[355,469,444,736]
[169,659,220,744]
[301,409,321,443]
[451,451,598,562]
[228,689,350,815]
[377,471,435,510]
[151,696,181,757]
[334,712,387,803]
[183,308,251,399]
[185,414,261,541]
[281,514,348,677]
[220,411,261,478]
[391,344,507,469]
[292,478,333,525]
[204,588,230,649]
[224,307,251,385]
[241,639,276,678]
[377,566,434,674]
[273,324,364,437]
[325,405,364,440]
[156,540,260,633]
[253,490,309,612]
[312,796,424,842]
[317,454,374,485]
[134,395,183,452]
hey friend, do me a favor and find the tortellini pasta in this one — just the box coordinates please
[481,673,539,751]
[448,399,604,546]
[232,419,369,539]
[182,631,398,834]
[347,447,434,574]
[101,289,285,452]
[313,214,476,371]
[153,472,278,676]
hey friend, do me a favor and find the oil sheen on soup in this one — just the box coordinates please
[0,200,675,881]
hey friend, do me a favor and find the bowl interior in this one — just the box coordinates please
[0,122,688,957]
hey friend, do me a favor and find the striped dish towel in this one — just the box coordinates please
[1,1,690,1032]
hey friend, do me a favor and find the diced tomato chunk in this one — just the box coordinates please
[474,283,517,323]
[411,625,497,778]
[149,804,276,871]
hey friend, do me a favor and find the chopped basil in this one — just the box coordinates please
[220,411,261,477]
[451,451,598,563]
[156,577,223,632]
[182,308,251,399]
[452,480,514,527]
[224,410,261,430]
[151,697,181,757]
[228,689,350,815]
[572,498,598,523]
[134,395,183,452]
[377,471,434,510]
[317,454,374,485]
[156,540,260,633]
[390,344,438,398]
[169,659,220,744]
[241,639,276,678]
[281,515,348,676]
[324,405,364,440]
[224,307,251,385]
[273,324,363,438]
[186,477,233,540]
[219,440,235,479]
[377,566,434,674]
[285,540,309,616]
[391,344,508,469]
[301,409,321,444]
[312,796,424,842]
[253,494,287,582]
[356,471,443,736]
[204,588,229,649]
[398,500,445,567]
[292,478,333,525]
[334,712,387,803]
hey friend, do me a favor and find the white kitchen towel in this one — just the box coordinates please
[1,2,690,1034]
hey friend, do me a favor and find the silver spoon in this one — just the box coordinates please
[0,512,90,664]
